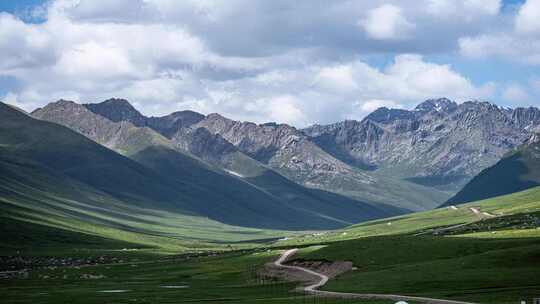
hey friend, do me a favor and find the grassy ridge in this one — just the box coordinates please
[445,141,540,205]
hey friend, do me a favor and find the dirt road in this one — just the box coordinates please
[274,249,477,304]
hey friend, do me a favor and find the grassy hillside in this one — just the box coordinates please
[277,185,540,245]
[132,145,393,229]
[445,141,540,205]
[0,103,187,210]
[273,187,540,303]
[0,155,290,255]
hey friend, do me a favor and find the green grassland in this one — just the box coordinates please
[278,187,540,304]
[2,187,539,304]
[278,185,540,246]
[0,183,289,255]
[295,234,539,304]
[2,249,402,304]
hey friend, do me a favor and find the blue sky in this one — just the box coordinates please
[0,0,42,11]
[0,0,45,19]
[0,0,539,126]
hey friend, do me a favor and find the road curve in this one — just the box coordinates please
[274,249,477,304]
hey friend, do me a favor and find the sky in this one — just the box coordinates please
[0,0,539,127]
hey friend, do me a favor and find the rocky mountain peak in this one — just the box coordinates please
[167,110,205,122]
[145,110,205,137]
[460,100,500,111]
[511,107,540,130]
[25,98,459,212]
[364,107,415,124]
[414,98,457,113]
[102,98,132,106]
[38,99,87,114]
[260,122,279,127]
[52,99,78,107]
[85,98,146,126]
[303,98,540,191]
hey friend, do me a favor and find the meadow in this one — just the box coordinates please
[2,187,540,304]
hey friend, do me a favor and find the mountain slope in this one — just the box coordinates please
[303,98,539,191]
[444,136,540,205]
[190,113,449,210]
[0,153,284,251]
[2,102,184,209]
[31,100,394,228]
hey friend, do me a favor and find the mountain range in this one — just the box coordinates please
[33,98,448,212]
[1,102,395,235]
[304,98,540,191]
[77,97,540,204]
[4,96,540,234]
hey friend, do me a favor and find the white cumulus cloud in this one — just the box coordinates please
[515,0,540,35]
[459,0,540,64]
[360,4,415,40]
[0,0,535,127]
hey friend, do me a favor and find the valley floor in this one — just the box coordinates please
[2,187,540,304]
[2,229,539,304]
[2,248,400,304]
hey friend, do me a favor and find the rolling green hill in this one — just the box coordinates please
[444,138,540,206]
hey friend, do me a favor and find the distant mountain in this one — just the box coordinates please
[186,113,449,211]
[82,98,447,211]
[81,99,255,173]
[443,134,540,205]
[303,98,540,191]
[85,98,206,137]
[4,102,185,208]
[33,97,540,212]
[85,98,148,126]
[31,100,395,229]
[32,99,171,156]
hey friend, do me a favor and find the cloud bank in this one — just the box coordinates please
[0,0,538,126]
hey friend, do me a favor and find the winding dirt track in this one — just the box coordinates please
[274,249,477,304]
